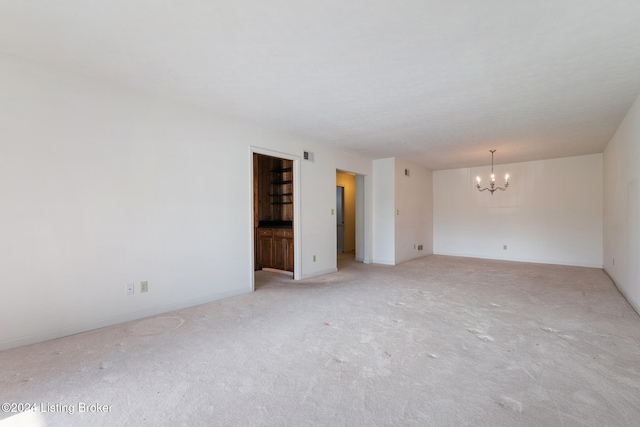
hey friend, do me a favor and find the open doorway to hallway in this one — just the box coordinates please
[336,185,345,254]
[336,170,362,268]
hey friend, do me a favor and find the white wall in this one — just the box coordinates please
[372,158,433,265]
[433,154,603,268]
[0,55,373,350]
[395,159,433,264]
[372,158,395,264]
[603,94,640,314]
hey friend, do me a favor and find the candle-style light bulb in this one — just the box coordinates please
[491,173,495,182]
[476,176,481,183]
[505,174,509,182]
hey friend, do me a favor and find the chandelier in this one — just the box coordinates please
[476,150,509,195]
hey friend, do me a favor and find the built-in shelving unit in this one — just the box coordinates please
[270,167,293,206]
[253,153,294,273]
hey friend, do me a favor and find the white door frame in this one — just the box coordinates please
[336,169,366,263]
[249,147,302,290]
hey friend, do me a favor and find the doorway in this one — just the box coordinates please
[251,149,301,288]
[336,170,361,266]
[336,186,345,253]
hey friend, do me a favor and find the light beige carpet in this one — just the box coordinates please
[1,255,639,426]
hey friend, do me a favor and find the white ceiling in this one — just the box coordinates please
[2,0,640,170]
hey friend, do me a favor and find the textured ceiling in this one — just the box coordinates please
[1,1,640,170]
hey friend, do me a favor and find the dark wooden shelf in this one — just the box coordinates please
[270,167,292,173]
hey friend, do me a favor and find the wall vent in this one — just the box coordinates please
[303,150,314,162]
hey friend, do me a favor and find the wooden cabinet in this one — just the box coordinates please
[273,230,285,270]
[257,228,274,268]
[257,228,293,272]
[254,153,294,274]
[283,231,294,272]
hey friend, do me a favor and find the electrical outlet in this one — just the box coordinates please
[140,281,148,293]
[503,245,507,250]
[418,245,423,251]
[313,255,316,262]
[125,283,134,296]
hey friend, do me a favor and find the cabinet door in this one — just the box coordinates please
[284,237,294,272]
[257,229,274,268]
[273,230,285,270]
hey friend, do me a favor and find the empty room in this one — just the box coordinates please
[1,1,639,426]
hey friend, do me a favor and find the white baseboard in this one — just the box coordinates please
[395,253,432,265]
[433,251,603,269]
[300,267,337,280]
[371,259,395,266]
[0,287,250,352]
[603,268,640,317]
